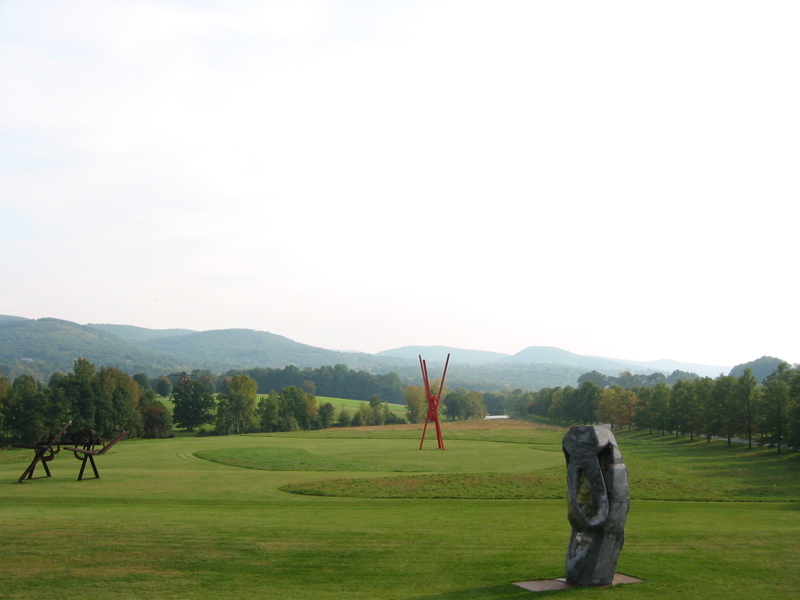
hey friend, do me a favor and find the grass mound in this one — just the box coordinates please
[194,447,428,472]
[3,421,800,600]
[279,429,800,501]
[281,470,566,499]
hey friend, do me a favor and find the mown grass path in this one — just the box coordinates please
[1,421,799,599]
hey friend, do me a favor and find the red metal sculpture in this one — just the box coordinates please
[418,353,450,450]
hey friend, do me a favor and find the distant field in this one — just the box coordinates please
[315,395,406,418]
[2,420,798,600]
[158,395,406,421]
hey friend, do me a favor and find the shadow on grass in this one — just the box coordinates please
[414,583,546,599]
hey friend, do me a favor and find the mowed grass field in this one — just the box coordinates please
[315,396,407,419]
[159,395,406,422]
[1,420,799,600]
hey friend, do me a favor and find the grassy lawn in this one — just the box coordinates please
[157,395,406,429]
[1,420,799,599]
[315,396,407,419]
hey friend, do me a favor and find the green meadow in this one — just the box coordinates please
[315,396,407,418]
[1,421,799,599]
[160,395,405,421]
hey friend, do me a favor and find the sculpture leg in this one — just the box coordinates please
[434,416,445,450]
[419,417,430,450]
[77,456,89,480]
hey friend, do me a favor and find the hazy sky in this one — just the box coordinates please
[2,1,798,368]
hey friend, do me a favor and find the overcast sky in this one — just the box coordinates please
[1,1,798,368]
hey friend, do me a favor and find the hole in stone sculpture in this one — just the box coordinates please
[576,469,598,520]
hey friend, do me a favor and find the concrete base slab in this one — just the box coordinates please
[514,573,643,593]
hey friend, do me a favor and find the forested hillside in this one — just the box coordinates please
[136,328,382,372]
[87,323,195,343]
[0,318,184,379]
[380,344,729,378]
[0,318,401,380]
[0,314,756,392]
[729,356,786,382]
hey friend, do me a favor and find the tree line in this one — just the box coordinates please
[506,363,800,453]
[226,364,406,404]
[0,358,172,443]
[0,358,499,444]
[169,373,407,434]
[15,356,792,451]
[404,385,489,422]
[150,364,406,406]
[0,359,415,444]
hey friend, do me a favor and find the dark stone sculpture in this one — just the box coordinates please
[562,425,629,586]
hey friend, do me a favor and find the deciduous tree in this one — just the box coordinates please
[257,391,280,432]
[319,402,335,429]
[140,392,173,438]
[670,379,696,439]
[596,386,638,429]
[172,379,216,432]
[337,406,352,428]
[760,362,794,453]
[443,390,469,421]
[404,385,427,424]
[693,377,716,442]
[4,375,46,443]
[218,374,258,434]
[133,373,151,391]
[154,376,172,398]
[280,386,317,430]
[0,372,10,435]
[712,375,737,446]
[95,366,141,438]
[735,369,760,449]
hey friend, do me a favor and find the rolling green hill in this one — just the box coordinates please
[0,318,184,379]
[87,323,196,343]
[376,345,508,364]
[0,314,745,390]
[0,317,404,380]
[137,328,379,372]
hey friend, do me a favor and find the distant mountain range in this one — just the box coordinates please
[0,314,740,390]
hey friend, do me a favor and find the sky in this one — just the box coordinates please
[1,0,798,369]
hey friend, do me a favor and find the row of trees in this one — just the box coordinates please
[163,374,407,434]
[221,365,406,404]
[508,363,800,452]
[142,365,407,407]
[3,355,498,444]
[16,357,793,451]
[403,385,488,423]
[0,359,412,443]
[577,369,700,390]
[0,358,173,443]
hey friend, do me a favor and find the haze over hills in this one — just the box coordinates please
[0,314,742,390]
[87,323,196,343]
[377,345,731,378]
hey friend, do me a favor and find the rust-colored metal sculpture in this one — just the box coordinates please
[168,371,190,401]
[418,353,450,450]
[64,429,128,481]
[14,421,72,483]
[12,424,127,482]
